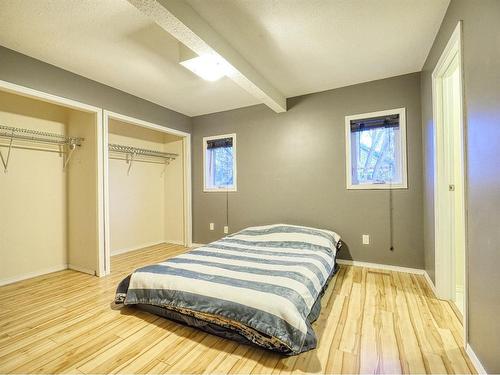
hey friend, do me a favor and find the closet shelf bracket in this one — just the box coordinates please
[127,152,135,176]
[0,129,15,173]
[63,142,77,170]
[161,159,170,177]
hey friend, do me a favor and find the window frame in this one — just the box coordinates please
[203,133,237,192]
[345,107,408,190]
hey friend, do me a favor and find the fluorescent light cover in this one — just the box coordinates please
[180,55,231,81]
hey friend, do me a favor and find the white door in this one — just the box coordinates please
[433,21,467,342]
[441,54,466,315]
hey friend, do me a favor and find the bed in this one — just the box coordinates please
[115,224,341,355]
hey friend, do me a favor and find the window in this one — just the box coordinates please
[203,134,237,192]
[345,108,407,189]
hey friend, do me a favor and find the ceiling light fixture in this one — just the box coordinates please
[180,54,233,82]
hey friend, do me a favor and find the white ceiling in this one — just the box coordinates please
[188,0,450,97]
[0,0,449,116]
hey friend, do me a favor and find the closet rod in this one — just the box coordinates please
[0,144,69,154]
[109,156,168,165]
[108,143,178,160]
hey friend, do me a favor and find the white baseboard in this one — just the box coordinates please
[466,343,487,374]
[0,263,68,286]
[183,250,428,277]
[336,259,425,275]
[68,264,96,276]
[111,241,167,256]
[423,270,438,296]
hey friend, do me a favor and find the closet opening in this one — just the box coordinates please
[103,111,191,274]
[0,81,104,285]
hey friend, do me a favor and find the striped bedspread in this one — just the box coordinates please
[115,224,341,355]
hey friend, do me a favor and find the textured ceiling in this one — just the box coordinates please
[187,0,450,97]
[0,0,449,116]
[0,0,259,116]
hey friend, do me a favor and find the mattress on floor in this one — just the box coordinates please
[115,224,341,355]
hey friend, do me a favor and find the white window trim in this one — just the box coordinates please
[345,107,408,190]
[203,133,237,192]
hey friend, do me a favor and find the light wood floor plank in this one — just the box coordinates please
[0,244,474,374]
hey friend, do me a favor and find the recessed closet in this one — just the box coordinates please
[105,116,186,270]
[0,88,102,285]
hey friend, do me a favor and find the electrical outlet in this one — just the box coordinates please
[362,234,370,245]
[209,223,214,231]
[223,226,229,234]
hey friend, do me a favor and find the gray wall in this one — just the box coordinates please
[192,72,424,269]
[0,47,191,133]
[421,0,500,372]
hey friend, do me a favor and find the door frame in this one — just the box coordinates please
[432,21,468,342]
[0,79,106,277]
[102,110,192,275]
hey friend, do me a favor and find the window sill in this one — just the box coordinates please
[346,183,408,190]
[203,187,237,193]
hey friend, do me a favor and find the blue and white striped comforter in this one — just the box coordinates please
[116,224,341,355]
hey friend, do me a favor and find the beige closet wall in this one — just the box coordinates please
[0,91,68,282]
[67,110,100,274]
[164,138,184,244]
[108,120,167,254]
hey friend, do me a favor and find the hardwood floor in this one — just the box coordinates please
[0,244,475,374]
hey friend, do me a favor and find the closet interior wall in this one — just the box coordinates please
[67,110,100,275]
[0,90,100,284]
[108,119,184,257]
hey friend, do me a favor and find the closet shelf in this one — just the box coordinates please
[108,143,178,160]
[0,125,84,147]
[0,124,84,173]
[108,143,178,175]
